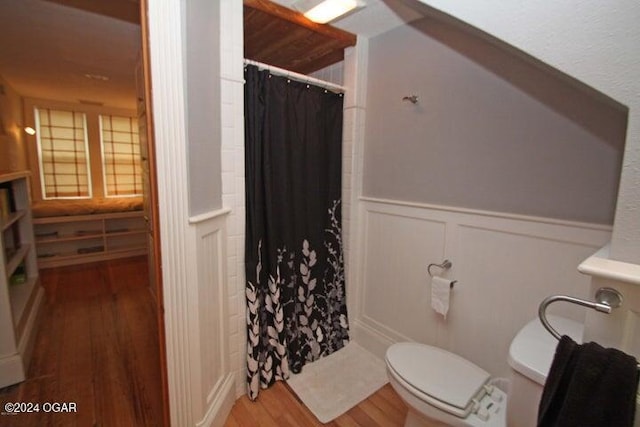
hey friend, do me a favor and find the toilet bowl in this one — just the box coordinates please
[385,315,584,427]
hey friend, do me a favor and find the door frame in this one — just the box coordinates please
[139,1,170,425]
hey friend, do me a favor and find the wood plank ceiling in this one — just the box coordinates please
[244,0,357,74]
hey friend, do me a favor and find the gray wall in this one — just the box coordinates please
[363,17,625,224]
[184,0,222,215]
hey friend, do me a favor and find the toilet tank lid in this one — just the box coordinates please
[508,315,583,386]
[386,342,490,411]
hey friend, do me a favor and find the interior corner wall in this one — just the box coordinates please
[184,0,223,216]
[362,20,623,224]
[218,0,248,399]
[0,76,27,172]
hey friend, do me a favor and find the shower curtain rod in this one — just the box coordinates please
[243,59,347,94]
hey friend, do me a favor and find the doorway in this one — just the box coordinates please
[0,0,168,424]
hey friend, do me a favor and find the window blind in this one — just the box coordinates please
[35,108,91,199]
[100,115,142,197]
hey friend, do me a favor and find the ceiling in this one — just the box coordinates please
[0,0,141,109]
[0,0,421,109]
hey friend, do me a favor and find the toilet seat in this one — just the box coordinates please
[386,342,492,418]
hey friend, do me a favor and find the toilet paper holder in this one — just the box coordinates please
[427,260,457,288]
[427,259,452,277]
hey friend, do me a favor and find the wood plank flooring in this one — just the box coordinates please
[224,381,421,427]
[0,256,164,427]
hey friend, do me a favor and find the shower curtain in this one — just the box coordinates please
[244,64,350,400]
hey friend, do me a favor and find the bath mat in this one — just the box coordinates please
[286,341,388,423]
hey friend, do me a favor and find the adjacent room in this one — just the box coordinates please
[0,0,165,424]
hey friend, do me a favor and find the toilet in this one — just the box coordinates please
[385,315,584,427]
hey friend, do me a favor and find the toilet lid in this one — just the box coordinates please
[386,342,490,411]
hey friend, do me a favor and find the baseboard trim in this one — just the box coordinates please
[352,317,397,361]
[196,373,236,427]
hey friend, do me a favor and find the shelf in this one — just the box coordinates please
[105,229,147,237]
[2,210,26,232]
[36,231,103,244]
[108,244,147,253]
[38,248,104,259]
[6,244,30,278]
[36,246,146,269]
[0,171,41,388]
[33,210,147,269]
[9,276,38,325]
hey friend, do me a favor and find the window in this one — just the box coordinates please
[100,115,142,197]
[35,108,91,199]
[28,102,142,202]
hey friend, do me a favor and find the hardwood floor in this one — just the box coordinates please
[1,257,434,427]
[224,381,418,427]
[0,256,164,427]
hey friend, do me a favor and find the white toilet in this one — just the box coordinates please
[385,315,584,427]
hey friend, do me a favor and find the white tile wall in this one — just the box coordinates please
[220,0,247,399]
[310,61,345,85]
[343,40,369,322]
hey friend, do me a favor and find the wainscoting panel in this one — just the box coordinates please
[196,222,224,405]
[191,212,235,427]
[356,198,611,377]
[362,209,446,343]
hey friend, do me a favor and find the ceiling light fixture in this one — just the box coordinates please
[24,127,36,136]
[294,0,362,24]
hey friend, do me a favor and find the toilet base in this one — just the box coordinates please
[506,369,542,427]
[404,409,449,427]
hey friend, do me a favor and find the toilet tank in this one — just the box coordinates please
[506,315,583,427]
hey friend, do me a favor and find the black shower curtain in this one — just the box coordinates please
[244,65,349,400]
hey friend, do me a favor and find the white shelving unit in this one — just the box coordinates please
[0,171,43,388]
[33,211,147,269]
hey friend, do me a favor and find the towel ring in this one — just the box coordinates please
[427,259,452,277]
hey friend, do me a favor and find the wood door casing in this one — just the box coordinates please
[138,0,170,424]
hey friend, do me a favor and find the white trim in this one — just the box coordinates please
[351,318,395,361]
[189,207,232,224]
[147,0,194,424]
[244,58,347,93]
[195,373,236,427]
[148,1,235,424]
[360,196,613,232]
[98,114,107,196]
[578,243,640,285]
[220,75,245,85]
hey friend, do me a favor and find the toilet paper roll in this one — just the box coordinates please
[431,276,454,318]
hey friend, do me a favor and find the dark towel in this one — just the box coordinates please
[537,335,639,427]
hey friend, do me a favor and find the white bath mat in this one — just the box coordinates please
[286,341,388,423]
